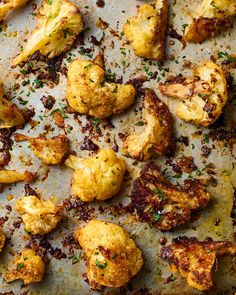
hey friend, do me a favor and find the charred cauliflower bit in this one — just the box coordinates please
[0,170,35,184]
[74,220,143,289]
[0,227,6,253]
[158,62,228,126]
[124,0,167,60]
[12,0,84,66]
[131,162,210,231]
[0,0,29,21]
[66,53,136,118]
[4,249,45,284]
[65,149,126,202]
[0,79,24,128]
[161,237,236,291]
[184,0,236,43]
[14,133,69,164]
[15,195,61,235]
[123,88,174,161]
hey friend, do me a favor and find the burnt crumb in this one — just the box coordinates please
[176,156,197,173]
[80,136,99,151]
[209,128,235,141]
[40,95,55,110]
[0,292,15,295]
[165,159,182,174]
[133,288,152,295]
[118,132,127,142]
[159,237,167,245]
[96,0,105,7]
[0,128,15,167]
[201,145,211,158]
[164,274,177,284]
[0,216,9,226]
[177,136,189,146]
[21,108,35,122]
[62,233,81,254]
[168,27,183,42]
[109,203,133,217]
[5,205,12,212]
[24,184,39,197]
[112,140,119,152]
[89,35,101,46]
[231,188,236,225]
[127,76,148,94]
[13,217,23,229]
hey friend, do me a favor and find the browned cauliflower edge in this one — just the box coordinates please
[124,0,168,60]
[158,61,228,126]
[12,0,84,66]
[183,0,236,43]
[4,249,46,284]
[74,220,143,289]
[123,88,175,161]
[0,0,30,22]
[161,237,236,291]
[14,133,69,164]
[0,227,6,253]
[131,162,210,231]
[65,149,126,202]
[15,195,61,235]
[66,53,136,118]
[0,170,36,184]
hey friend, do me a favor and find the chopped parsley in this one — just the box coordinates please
[153,213,161,222]
[218,51,235,63]
[95,259,108,270]
[152,188,167,201]
[135,121,144,126]
[17,263,24,270]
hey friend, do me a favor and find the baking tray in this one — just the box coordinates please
[0,0,236,294]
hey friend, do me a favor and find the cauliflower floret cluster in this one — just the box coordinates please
[74,220,143,289]
[66,53,136,118]
[158,61,228,126]
[14,133,69,165]
[123,88,174,161]
[65,149,126,202]
[0,79,24,128]
[0,0,29,21]
[161,237,236,291]
[183,0,236,43]
[123,0,167,60]
[4,249,46,284]
[15,195,61,235]
[12,0,84,66]
[131,162,210,231]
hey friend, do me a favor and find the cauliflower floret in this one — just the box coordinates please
[14,133,69,164]
[15,195,61,235]
[65,149,126,202]
[0,79,24,128]
[158,61,228,126]
[74,220,143,289]
[123,88,174,161]
[0,0,29,21]
[4,249,45,284]
[183,0,236,43]
[131,162,210,231]
[66,53,136,118]
[12,0,84,66]
[0,170,35,184]
[0,227,6,253]
[123,0,167,60]
[161,237,236,291]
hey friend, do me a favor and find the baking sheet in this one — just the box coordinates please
[0,0,236,294]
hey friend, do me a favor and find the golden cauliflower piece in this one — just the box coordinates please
[0,170,35,184]
[74,220,143,289]
[131,162,210,231]
[12,0,84,66]
[161,237,236,291]
[123,88,174,161]
[65,149,126,202]
[158,61,228,126]
[124,0,167,60]
[183,0,236,43]
[15,195,61,235]
[14,133,69,165]
[0,227,6,253]
[4,249,45,284]
[0,79,24,128]
[66,53,136,118]
[0,0,29,22]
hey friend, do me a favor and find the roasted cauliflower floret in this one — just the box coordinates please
[4,249,45,284]
[74,220,143,289]
[12,0,84,66]
[0,170,35,184]
[0,0,29,21]
[183,0,236,43]
[65,149,126,202]
[15,195,61,235]
[124,0,167,60]
[0,227,6,253]
[161,237,236,291]
[66,53,136,118]
[123,88,174,161]
[0,79,24,128]
[131,162,210,231]
[158,61,228,126]
[14,133,69,165]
